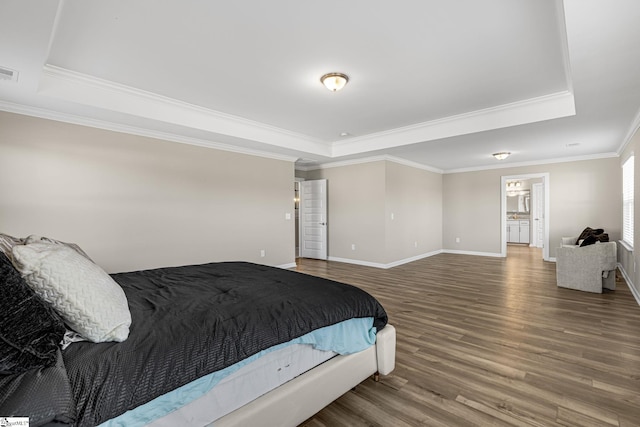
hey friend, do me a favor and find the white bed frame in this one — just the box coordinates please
[214,324,396,427]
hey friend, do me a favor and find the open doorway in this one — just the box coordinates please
[501,173,550,261]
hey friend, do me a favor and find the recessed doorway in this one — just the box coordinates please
[501,173,550,260]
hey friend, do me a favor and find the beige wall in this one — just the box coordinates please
[384,161,442,262]
[308,161,387,264]
[306,160,442,266]
[2,110,629,282]
[443,157,622,259]
[0,112,295,273]
[305,156,621,267]
[443,171,502,254]
[619,126,640,296]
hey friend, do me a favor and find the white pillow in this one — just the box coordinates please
[12,242,131,343]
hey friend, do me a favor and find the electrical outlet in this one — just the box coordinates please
[351,244,356,251]
[455,237,461,243]
[414,241,418,248]
[260,249,265,257]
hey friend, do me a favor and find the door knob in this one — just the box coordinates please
[320,222,326,225]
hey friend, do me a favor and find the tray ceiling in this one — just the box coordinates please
[1,0,639,171]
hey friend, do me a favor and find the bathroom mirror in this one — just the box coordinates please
[506,190,530,213]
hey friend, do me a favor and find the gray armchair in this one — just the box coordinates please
[556,237,617,293]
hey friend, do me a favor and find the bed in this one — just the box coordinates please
[0,234,395,427]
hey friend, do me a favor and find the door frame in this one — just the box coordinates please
[294,177,304,258]
[531,182,544,248]
[500,172,550,260]
[299,179,328,260]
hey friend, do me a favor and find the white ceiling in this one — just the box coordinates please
[1,0,639,172]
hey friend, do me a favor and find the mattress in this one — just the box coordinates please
[99,317,376,427]
[148,344,336,427]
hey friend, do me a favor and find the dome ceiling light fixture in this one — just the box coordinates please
[492,151,511,160]
[321,72,349,92]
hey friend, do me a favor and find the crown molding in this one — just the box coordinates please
[0,100,299,163]
[556,0,574,94]
[443,152,619,174]
[330,90,576,157]
[39,64,332,157]
[5,99,623,174]
[383,156,444,174]
[298,151,620,175]
[38,66,578,163]
[302,155,444,174]
[617,106,640,156]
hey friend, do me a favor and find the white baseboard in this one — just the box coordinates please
[384,250,444,268]
[277,262,297,269]
[441,249,503,258]
[617,263,640,306]
[328,250,443,270]
[327,257,389,269]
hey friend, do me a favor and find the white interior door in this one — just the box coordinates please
[532,182,544,248]
[299,179,327,260]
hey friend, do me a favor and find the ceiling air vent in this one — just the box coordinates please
[0,66,18,83]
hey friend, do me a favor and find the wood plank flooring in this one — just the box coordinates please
[296,246,640,427]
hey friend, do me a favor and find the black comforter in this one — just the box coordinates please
[58,261,387,426]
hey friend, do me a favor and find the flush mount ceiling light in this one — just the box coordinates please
[321,72,349,92]
[492,152,511,160]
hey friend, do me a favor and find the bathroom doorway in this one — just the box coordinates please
[501,173,550,261]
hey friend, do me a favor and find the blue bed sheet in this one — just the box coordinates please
[100,317,376,427]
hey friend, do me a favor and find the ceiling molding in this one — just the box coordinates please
[617,106,640,156]
[330,91,576,157]
[37,66,577,163]
[296,156,388,172]
[301,155,443,174]
[38,64,332,157]
[556,0,574,94]
[382,156,444,174]
[299,151,619,175]
[443,152,619,174]
[2,98,623,175]
[0,100,299,163]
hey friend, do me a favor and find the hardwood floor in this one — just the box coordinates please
[296,246,640,427]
